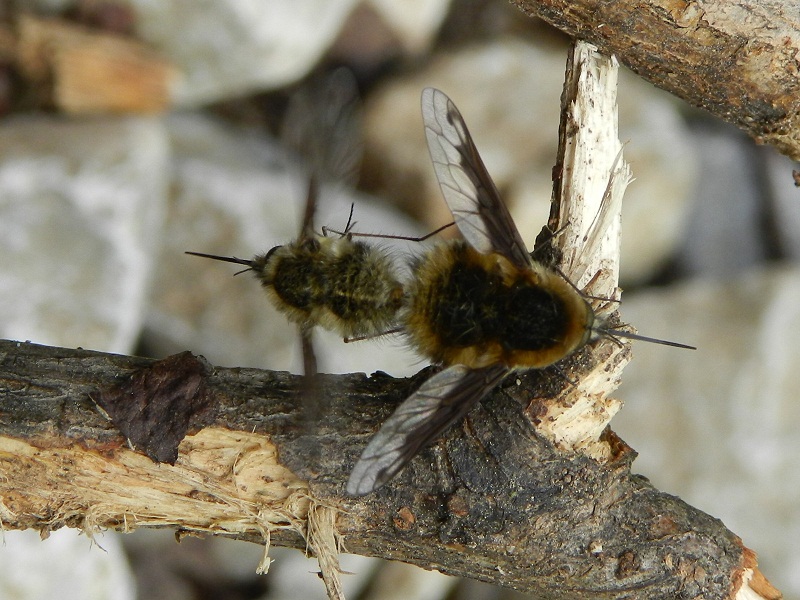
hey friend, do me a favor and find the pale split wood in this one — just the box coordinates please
[535,40,631,460]
[0,426,345,596]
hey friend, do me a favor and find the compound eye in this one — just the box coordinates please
[265,245,282,261]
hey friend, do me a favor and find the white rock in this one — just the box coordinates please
[126,0,360,106]
[0,114,169,354]
[356,559,456,600]
[676,123,765,278]
[366,0,451,54]
[765,148,800,260]
[0,529,136,600]
[262,547,380,600]
[614,267,800,596]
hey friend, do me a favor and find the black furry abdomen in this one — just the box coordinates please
[405,241,592,368]
[423,244,570,352]
[502,284,569,350]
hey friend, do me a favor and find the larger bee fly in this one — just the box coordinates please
[346,88,694,495]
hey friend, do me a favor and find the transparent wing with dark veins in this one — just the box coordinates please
[421,87,531,270]
[282,67,362,191]
[346,363,509,496]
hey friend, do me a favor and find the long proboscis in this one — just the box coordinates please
[185,251,255,276]
[597,327,696,350]
[185,251,254,267]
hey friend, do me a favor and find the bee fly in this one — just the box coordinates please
[185,219,404,355]
[187,69,404,376]
[346,87,695,495]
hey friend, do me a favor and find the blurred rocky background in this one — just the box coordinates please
[0,0,798,598]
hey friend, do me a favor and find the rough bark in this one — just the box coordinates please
[511,0,800,162]
[0,339,780,600]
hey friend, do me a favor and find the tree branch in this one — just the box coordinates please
[511,0,800,162]
[0,339,780,599]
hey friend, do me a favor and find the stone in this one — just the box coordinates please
[0,114,169,353]
[615,267,800,593]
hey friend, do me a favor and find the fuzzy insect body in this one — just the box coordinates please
[253,235,403,338]
[404,240,592,369]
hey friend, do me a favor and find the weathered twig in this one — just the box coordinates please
[511,0,800,162]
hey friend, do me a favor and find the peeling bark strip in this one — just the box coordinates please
[0,339,780,599]
[511,0,800,161]
[95,352,213,464]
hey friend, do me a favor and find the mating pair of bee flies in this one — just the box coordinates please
[188,87,695,496]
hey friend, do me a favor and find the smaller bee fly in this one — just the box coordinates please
[346,88,695,496]
[187,69,403,376]
[186,227,403,343]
